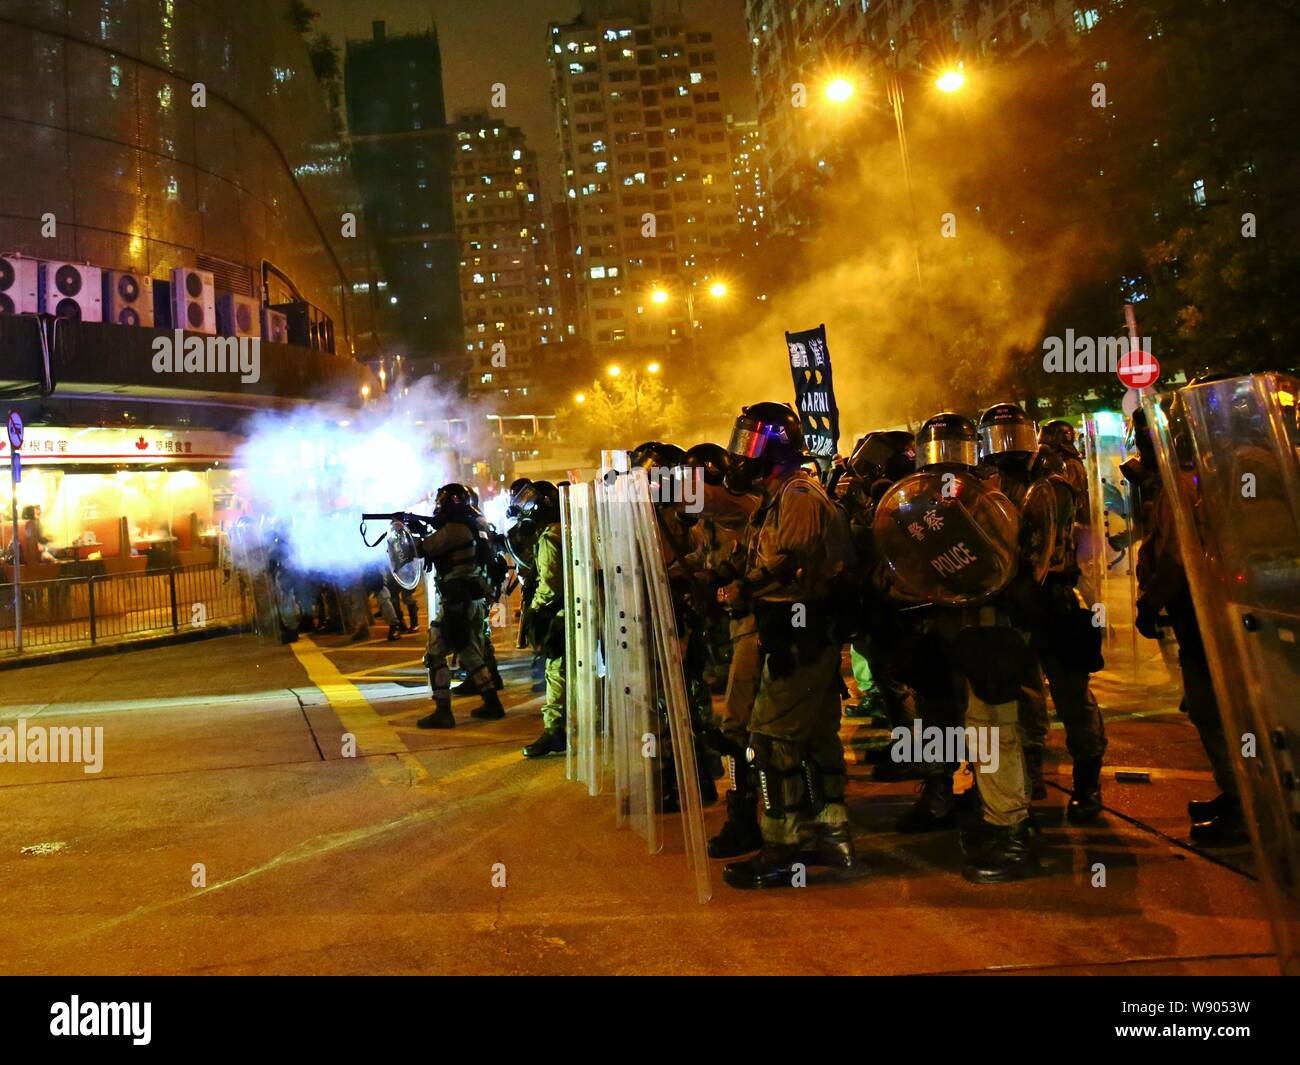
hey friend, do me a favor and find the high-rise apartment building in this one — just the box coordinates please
[548,0,739,362]
[345,21,464,384]
[727,117,766,252]
[450,112,557,403]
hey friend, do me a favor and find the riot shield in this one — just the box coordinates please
[559,481,600,792]
[1017,478,1059,585]
[872,469,1020,605]
[1145,373,1300,975]
[1081,412,1138,633]
[597,462,660,852]
[625,466,712,903]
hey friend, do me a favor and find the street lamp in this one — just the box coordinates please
[574,392,586,405]
[823,43,967,363]
[708,281,728,299]
[606,363,622,377]
[825,77,854,104]
[935,68,966,93]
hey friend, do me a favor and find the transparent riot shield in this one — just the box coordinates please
[597,463,660,852]
[1081,412,1139,648]
[1145,373,1300,975]
[559,481,600,792]
[625,466,712,903]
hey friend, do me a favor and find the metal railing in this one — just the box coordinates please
[0,562,251,656]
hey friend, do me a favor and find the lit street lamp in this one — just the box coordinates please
[823,49,967,362]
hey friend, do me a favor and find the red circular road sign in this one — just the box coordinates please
[1117,346,1160,389]
[6,409,22,450]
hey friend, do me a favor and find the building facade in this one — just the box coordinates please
[548,0,739,364]
[345,21,464,385]
[451,112,557,404]
[0,0,377,611]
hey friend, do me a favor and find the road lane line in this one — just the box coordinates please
[290,636,428,787]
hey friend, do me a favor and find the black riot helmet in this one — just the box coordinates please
[434,482,477,522]
[848,430,916,484]
[979,403,1039,460]
[629,440,687,471]
[917,412,980,469]
[725,401,809,491]
[512,479,560,537]
[685,442,732,488]
[1038,419,1080,456]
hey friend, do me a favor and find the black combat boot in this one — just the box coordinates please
[798,822,857,871]
[450,678,478,697]
[961,821,1040,883]
[722,843,805,890]
[1066,757,1104,823]
[896,771,957,833]
[417,696,455,730]
[1025,745,1047,800]
[1190,796,1249,846]
[407,603,419,632]
[387,624,401,642]
[470,687,505,720]
[489,661,505,691]
[523,727,566,758]
[708,787,763,859]
[1188,792,1232,821]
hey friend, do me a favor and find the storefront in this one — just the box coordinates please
[1,426,247,576]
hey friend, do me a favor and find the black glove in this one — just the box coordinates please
[1135,597,1163,640]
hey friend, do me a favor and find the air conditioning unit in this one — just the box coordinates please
[102,269,154,327]
[170,266,215,334]
[0,254,40,316]
[264,300,335,352]
[261,306,289,344]
[40,261,103,321]
[216,292,261,338]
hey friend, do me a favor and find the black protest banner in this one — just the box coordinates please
[785,324,839,470]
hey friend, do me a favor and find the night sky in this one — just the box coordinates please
[314,0,754,200]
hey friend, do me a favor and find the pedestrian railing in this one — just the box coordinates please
[0,562,251,656]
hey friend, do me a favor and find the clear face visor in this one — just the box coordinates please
[979,421,1040,459]
[848,436,895,481]
[727,417,770,460]
[921,434,979,468]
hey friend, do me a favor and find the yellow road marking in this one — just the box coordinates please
[290,637,429,786]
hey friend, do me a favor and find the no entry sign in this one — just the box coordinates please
[6,409,22,450]
[1117,346,1160,389]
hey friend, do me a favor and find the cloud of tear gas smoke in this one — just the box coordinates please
[235,378,460,576]
[705,54,1118,444]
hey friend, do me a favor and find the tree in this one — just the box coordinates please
[562,371,688,461]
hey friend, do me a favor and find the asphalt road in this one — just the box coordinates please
[0,623,1279,975]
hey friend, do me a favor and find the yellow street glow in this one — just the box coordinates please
[709,281,728,299]
[935,69,966,93]
[646,362,661,375]
[574,392,586,404]
[607,364,621,377]
[825,78,854,103]
[650,287,670,304]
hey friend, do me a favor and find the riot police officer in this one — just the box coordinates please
[416,483,505,729]
[978,403,1107,821]
[717,402,859,889]
[512,480,568,758]
[873,413,1039,882]
[678,442,765,855]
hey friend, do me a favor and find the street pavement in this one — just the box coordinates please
[0,618,1279,975]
